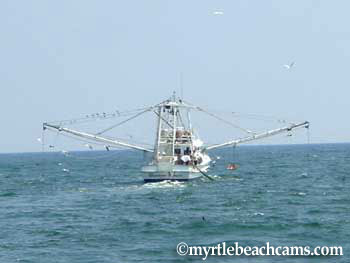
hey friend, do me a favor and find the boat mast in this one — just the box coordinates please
[154,105,163,162]
[187,109,192,133]
[172,93,177,162]
[186,108,194,152]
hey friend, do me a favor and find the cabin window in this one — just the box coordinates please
[174,148,181,155]
[184,147,191,155]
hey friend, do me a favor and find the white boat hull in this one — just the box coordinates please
[141,164,209,182]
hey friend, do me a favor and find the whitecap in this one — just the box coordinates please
[254,212,264,216]
[266,190,281,193]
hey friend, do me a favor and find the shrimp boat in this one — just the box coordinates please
[43,93,309,182]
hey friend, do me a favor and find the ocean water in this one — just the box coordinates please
[0,144,349,262]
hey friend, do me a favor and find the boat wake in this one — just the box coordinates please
[143,180,187,189]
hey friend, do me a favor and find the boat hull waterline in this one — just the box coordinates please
[142,164,209,182]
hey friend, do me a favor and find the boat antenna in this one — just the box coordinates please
[180,72,184,100]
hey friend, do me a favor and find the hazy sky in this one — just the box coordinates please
[1,0,349,153]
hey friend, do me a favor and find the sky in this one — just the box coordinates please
[1,0,349,153]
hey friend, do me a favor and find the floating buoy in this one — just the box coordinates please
[227,163,238,170]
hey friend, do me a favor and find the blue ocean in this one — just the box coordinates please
[0,143,349,262]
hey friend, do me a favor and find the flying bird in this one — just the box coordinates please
[283,62,295,69]
[213,10,224,15]
[84,143,93,150]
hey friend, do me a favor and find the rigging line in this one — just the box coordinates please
[95,133,154,147]
[180,72,184,100]
[46,127,153,149]
[49,122,62,150]
[231,111,289,122]
[231,114,288,123]
[177,109,186,128]
[44,130,145,160]
[153,110,173,129]
[51,139,123,160]
[306,123,311,175]
[193,165,214,181]
[196,108,290,123]
[231,143,236,162]
[47,107,152,126]
[197,107,254,135]
[95,107,153,135]
[62,150,123,160]
[45,127,112,147]
[41,127,45,152]
[180,99,253,134]
[94,100,171,136]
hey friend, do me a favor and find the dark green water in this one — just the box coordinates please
[0,144,349,262]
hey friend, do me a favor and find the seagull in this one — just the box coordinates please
[283,62,295,69]
[37,138,42,143]
[213,10,224,15]
[84,143,93,150]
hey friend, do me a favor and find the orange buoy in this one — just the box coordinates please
[227,163,238,170]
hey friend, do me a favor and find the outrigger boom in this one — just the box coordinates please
[205,121,310,151]
[43,123,154,153]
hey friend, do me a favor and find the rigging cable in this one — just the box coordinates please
[45,127,153,150]
[306,123,311,175]
[47,107,153,127]
[95,107,153,135]
[41,124,45,152]
[193,164,214,181]
[42,133,127,160]
[94,101,170,136]
[181,100,254,135]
